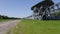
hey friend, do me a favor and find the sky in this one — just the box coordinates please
[0,0,60,18]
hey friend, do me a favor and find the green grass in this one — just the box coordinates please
[0,19,9,22]
[0,19,16,22]
[11,19,60,34]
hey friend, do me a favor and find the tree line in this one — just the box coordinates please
[0,15,21,19]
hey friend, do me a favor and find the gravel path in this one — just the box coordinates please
[0,20,20,34]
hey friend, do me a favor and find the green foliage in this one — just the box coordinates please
[51,10,60,16]
[56,11,60,16]
[0,15,21,19]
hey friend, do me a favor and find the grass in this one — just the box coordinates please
[10,19,60,34]
[0,19,10,22]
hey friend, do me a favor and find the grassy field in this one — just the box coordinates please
[11,19,60,34]
[0,19,16,22]
[0,19,10,22]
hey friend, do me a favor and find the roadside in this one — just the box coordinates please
[0,20,20,34]
[0,19,11,22]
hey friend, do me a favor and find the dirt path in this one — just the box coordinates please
[0,20,20,34]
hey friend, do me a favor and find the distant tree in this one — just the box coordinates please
[56,10,60,16]
[51,10,60,16]
[0,15,3,19]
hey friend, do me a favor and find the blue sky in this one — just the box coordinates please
[0,0,60,18]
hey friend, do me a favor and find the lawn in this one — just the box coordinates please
[0,19,9,22]
[0,19,15,22]
[11,19,60,34]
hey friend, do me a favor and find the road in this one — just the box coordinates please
[0,20,20,34]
